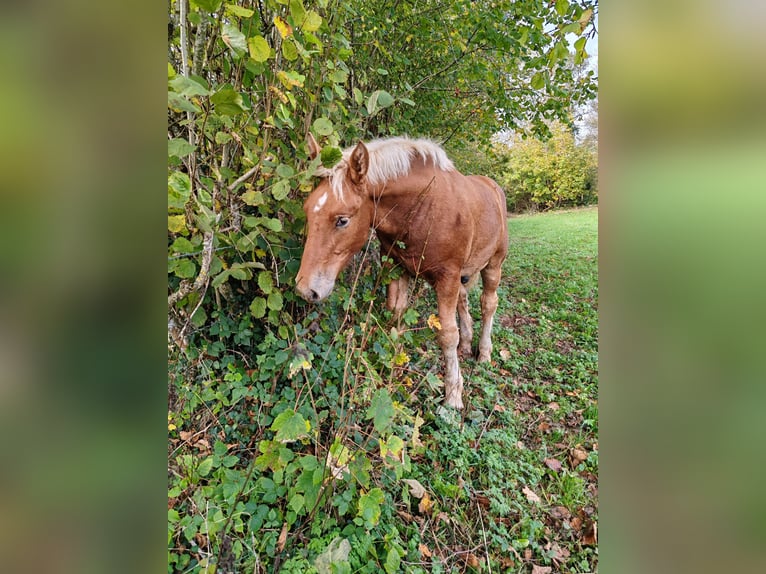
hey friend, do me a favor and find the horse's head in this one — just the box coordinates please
[295,135,374,303]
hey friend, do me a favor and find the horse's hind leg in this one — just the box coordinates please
[457,284,473,358]
[478,260,502,362]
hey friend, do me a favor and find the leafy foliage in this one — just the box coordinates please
[496,121,598,212]
[168,0,597,572]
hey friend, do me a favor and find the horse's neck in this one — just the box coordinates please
[369,174,434,239]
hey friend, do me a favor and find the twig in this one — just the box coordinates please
[475,499,493,574]
[168,230,215,307]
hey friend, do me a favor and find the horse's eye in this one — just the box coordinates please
[335,216,350,228]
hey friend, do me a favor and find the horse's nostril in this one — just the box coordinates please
[309,289,319,302]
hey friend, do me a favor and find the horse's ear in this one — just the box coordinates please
[349,141,369,185]
[307,133,321,160]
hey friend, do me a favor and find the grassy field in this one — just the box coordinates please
[168,206,599,573]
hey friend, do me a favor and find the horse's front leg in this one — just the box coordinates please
[435,278,464,409]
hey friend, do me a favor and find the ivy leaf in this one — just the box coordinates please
[271,409,310,442]
[366,389,395,433]
[313,117,334,136]
[248,35,271,62]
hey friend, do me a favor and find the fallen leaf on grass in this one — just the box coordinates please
[402,478,427,499]
[550,505,571,520]
[493,403,507,412]
[522,485,541,504]
[583,520,598,545]
[499,557,515,569]
[570,516,583,531]
[544,458,563,472]
[474,494,491,509]
[548,401,560,411]
[499,348,511,360]
[418,492,433,514]
[465,553,481,568]
[570,447,588,467]
[418,543,432,558]
[531,565,552,574]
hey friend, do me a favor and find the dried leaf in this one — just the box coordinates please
[531,566,552,574]
[550,505,571,520]
[570,447,588,467]
[418,492,433,514]
[179,430,194,442]
[276,522,288,552]
[548,401,560,411]
[427,314,442,331]
[499,348,511,359]
[583,520,597,545]
[493,403,506,412]
[522,485,541,504]
[418,543,432,558]
[475,494,491,509]
[544,458,563,472]
[402,478,427,499]
[570,516,583,531]
[465,553,480,568]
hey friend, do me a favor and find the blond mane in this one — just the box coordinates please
[317,137,455,201]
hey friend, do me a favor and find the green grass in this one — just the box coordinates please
[168,206,598,573]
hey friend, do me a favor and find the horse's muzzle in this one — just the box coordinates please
[295,272,335,303]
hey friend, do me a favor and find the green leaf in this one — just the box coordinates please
[267,291,283,311]
[197,457,214,477]
[225,3,254,18]
[222,23,247,57]
[211,86,249,115]
[282,39,298,61]
[384,548,401,574]
[276,164,295,178]
[258,271,274,294]
[241,190,264,206]
[271,179,291,201]
[314,538,351,574]
[168,75,211,97]
[289,0,306,25]
[320,146,342,168]
[366,389,395,433]
[168,138,195,158]
[366,89,394,115]
[270,409,310,442]
[302,10,322,32]
[250,297,267,318]
[248,35,271,62]
[262,217,283,232]
[168,171,192,209]
[191,0,222,12]
[167,63,176,79]
[171,237,195,253]
[531,72,546,90]
[168,92,200,113]
[357,488,384,528]
[555,0,569,17]
[289,493,305,513]
[313,117,334,136]
[330,69,348,84]
[174,258,196,278]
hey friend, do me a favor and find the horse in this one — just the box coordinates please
[296,133,508,409]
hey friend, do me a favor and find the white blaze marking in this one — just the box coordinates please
[313,192,328,212]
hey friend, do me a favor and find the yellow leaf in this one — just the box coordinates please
[168,214,187,233]
[274,16,292,38]
[393,351,410,366]
[168,423,177,431]
[427,314,442,331]
[418,492,433,514]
